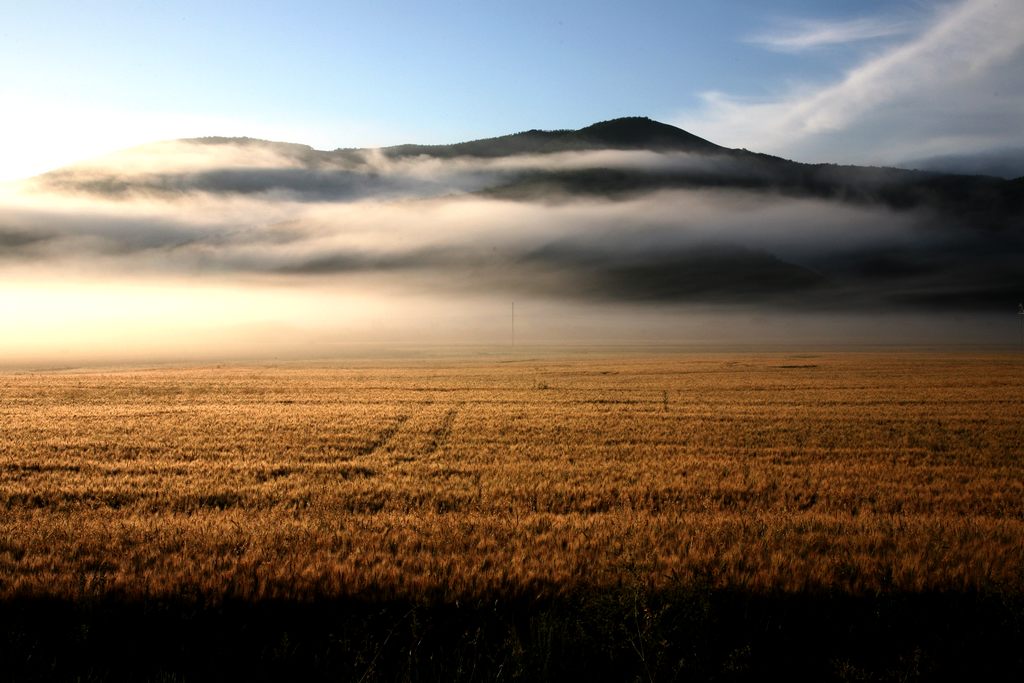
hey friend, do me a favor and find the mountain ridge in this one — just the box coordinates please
[378,116,726,159]
[44,117,1023,209]
[41,117,1024,224]
[178,116,1005,184]
[16,117,1024,312]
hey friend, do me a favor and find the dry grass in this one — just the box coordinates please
[1,351,1022,602]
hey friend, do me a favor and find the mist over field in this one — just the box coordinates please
[1,118,1020,363]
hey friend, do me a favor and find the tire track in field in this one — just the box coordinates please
[425,405,460,455]
[357,414,411,456]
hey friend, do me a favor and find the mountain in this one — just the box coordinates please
[430,120,1022,224]
[46,117,1021,221]
[381,116,724,158]
[23,117,1024,312]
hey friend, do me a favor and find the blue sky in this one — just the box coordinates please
[2,0,1022,180]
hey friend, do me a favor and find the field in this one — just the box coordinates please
[2,351,1023,680]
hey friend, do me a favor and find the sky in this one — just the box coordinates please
[2,0,1023,182]
[0,0,1021,363]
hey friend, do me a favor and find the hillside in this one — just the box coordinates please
[19,117,1024,313]
[42,117,1024,220]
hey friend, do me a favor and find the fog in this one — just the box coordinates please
[0,138,1019,364]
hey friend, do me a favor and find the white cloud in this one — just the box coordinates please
[747,17,911,52]
[677,0,1024,165]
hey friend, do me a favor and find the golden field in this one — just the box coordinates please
[1,351,1022,602]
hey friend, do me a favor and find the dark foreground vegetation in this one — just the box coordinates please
[3,590,1023,681]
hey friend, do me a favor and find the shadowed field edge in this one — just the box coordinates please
[2,589,1023,681]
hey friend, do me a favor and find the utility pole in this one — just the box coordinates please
[511,301,515,351]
